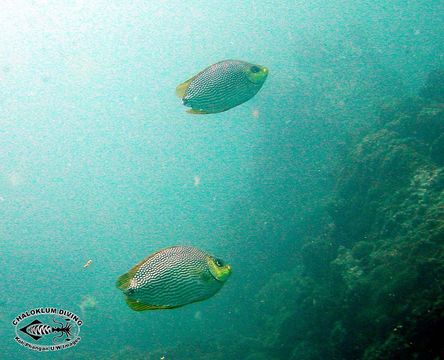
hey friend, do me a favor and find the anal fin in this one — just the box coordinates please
[125,297,181,311]
[186,108,210,115]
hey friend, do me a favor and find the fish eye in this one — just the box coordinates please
[250,66,261,73]
[215,258,224,267]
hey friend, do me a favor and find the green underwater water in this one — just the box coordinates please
[0,1,443,359]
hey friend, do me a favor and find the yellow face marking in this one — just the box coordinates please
[246,65,269,84]
[207,257,232,282]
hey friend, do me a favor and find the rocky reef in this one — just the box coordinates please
[253,70,444,359]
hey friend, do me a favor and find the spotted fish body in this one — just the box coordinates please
[116,246,231,311]
[176,60,268,114]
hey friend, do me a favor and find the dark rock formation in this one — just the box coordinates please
[255,70,444,359]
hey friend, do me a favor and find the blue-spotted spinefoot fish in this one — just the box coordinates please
[116,246,231,311]
[176,60,268,114]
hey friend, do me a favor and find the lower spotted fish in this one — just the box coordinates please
[116,246,232,311]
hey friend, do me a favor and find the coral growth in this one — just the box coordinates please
[253,70,444,359]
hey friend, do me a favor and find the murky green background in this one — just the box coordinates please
[1,1,443,359]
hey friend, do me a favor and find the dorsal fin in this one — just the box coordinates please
[116,247,184,291]
[116,271,135,291]
[175,74,198,98]
[175,80,190,98]
[116,253,155,291]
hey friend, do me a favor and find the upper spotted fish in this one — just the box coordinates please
[176,60,268,114]
[116,246,232,311]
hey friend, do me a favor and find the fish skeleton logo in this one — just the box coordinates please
[12,307,82,352]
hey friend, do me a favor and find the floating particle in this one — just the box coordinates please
[78,295,98,317]
[194,311,202,320]
[7,172,23,187]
